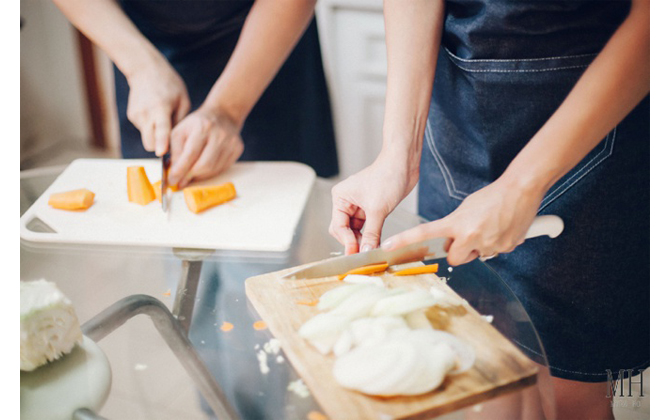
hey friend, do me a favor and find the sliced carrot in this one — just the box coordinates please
[220,322,234,332]
[337,262,389,281]
[253,321,268,331]
[151,181,179,203]
[392,263,439,276]
[127,166,155,205]
[307,411,329,420]
[48,189,95,211]
[183,182,236,214]
[295,299,319,307]
[162,289,171,297]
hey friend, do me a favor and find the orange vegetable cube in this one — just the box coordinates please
[48,189,95,211]
[183,182,236,214]
[127,166,156,205]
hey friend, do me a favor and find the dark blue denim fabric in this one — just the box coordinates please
[114,2,339,178]
[419,1,649,382]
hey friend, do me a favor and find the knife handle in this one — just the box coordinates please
[524,215,564,239]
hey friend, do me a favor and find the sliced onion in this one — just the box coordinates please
[317,284,368,311]
[404,310,433,330]
[343,274,385,287]
[370,289,437,317]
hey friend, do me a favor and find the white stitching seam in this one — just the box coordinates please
[425,119,468,200]
[444,47,597,63]
[513,339,649,376]
[448,61,590,73]
[539,127,616,212]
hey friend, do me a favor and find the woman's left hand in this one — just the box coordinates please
[168,105,244,188]
[381,177,546,266]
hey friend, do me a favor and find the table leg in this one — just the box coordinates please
[82,294,238,420]
[172,248,215,334]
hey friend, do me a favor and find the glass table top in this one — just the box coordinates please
[20,164,555,420]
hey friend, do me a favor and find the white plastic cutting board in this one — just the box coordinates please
[20,159,316,252]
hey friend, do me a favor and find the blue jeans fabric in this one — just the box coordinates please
[419,1,649,382]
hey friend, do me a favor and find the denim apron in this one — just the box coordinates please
[114,0,339,178]
[419,1,649,382]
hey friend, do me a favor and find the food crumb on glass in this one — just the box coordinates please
[134,363,148,371]
[253,320,268,331]
[287,379,310,398]
[263,338,282,355]
[220,322,234,332]
[257,350,269,374]
[162,289,171,297]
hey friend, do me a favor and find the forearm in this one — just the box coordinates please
[203,0,316,126]
[502,0,650,195]
[52,0,165,78]
[380,0,444,173]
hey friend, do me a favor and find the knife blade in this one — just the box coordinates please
[282,214,564,280]
[161,152,171,213]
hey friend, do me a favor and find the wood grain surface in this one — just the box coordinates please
[246,261,538,420]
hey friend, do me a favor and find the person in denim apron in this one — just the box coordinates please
[330,1,649,418]
[55,0,339,186]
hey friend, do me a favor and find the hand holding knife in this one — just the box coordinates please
[282,215,564,280]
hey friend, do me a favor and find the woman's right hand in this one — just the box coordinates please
[329,154,419,255]
[125,59,191,156]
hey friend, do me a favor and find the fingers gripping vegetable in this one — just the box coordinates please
[48,189,95,211]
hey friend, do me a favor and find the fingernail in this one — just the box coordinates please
[361,244,372,253]
[381,239,393,250]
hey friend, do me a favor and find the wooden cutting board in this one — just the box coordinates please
[20,159,315,252]
[246,262,538,420]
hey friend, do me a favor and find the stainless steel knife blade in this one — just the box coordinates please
[161,152,171,213]
[281,237,448,279]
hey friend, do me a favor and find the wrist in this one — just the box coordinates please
[201,95,248,128]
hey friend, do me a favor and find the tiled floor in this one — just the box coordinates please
[21,144,650,419]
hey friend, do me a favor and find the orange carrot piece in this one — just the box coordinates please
[48,189,95,211]
[337,262,389,281]
[295,299,319,307]
[162,289,171,297]
[220,322,234,332]
[151,181,179,203]
[307,411,329,420]
[183,182,236,214]
[392,263,439,276]
[253,321,268,331]
[127,166,155,205]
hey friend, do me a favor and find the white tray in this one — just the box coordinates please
[20,159,315,252]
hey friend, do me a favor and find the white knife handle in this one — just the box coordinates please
[524,215,564,239]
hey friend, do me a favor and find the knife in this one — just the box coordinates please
[161,152,171,213]
[282,215,564,280]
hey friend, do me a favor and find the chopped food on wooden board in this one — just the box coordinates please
[392,263,439,276]
[48,189,95,211]
[21,279,83,371]
[183,182,236,214]
[296,299,320,306]
[337,263,389,281]
[127,166,156,205]
[298,280,475,397]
